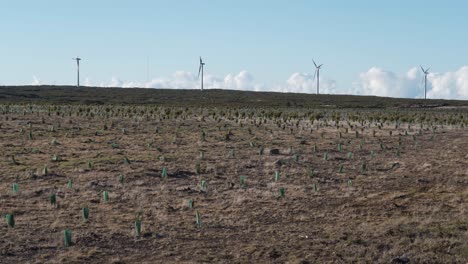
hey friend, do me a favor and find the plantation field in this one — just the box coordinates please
[0,101,467,263]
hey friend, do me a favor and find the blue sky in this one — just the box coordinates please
[1,0,468,99]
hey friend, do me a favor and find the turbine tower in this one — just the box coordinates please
[72,57,82,87]
[313,59,323,94]
[420,65,430,100]
[198,57,205,91]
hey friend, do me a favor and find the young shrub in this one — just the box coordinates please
[161,167,168,179]
[239,176,246,187]
[12,183,19,194]
[88,161,94,170]
[10,155,19,165]
[195,210,201,228]
[6,213,15,228]
[63,230,72,247]
[135,214,142,237]
[119,174,125,184]
[323,152,329,161]
[42,165,48,176]
[308,169,317,178]
[347,152,353,159]
[199,151,205,160]
[258,147,264,155]
[370,151,375,159]
[52,154,61,162]
[293,154,299,162]
[200,131,206,142]
[50,194,56,206]
[67,179,73,189]
[338,165,344,173]
[278,187,285,198]
[347,179,353,187]
[200,180,207,191]
[312,183,318,192]
[124,157,131,165]
[361,162,367,173]
[188,199,194,209]
[195,163,201,175]
[102,191,109,202]
[274,171,280,182]
[82,207,90,221]
[229,149,235,157]
[337,143,342,152]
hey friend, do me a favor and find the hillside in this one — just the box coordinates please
[0,85,467,108]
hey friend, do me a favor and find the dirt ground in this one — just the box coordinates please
[0,107,467,263]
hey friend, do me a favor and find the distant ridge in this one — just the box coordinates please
[0,85,467,109]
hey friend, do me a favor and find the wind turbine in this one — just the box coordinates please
[198,57,205,91]
[313,59,323,94]
[420,65,430,99]
[72,57,82,87]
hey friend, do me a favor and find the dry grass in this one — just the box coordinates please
[0,105,467,263]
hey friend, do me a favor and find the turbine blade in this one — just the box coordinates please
[420,65,425,72]
[198,65,202,78]
[313,69,317,82]
[426,67,430,73]
[319,64,324,68]
[313,59,318,68]
[200,57,202,64]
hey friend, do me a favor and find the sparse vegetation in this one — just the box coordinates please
[0,89,466,263]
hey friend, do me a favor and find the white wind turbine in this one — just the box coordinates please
[313,59,324,94]
[420,65,430,99]
[198,57,205,91]
[72,57,82,87]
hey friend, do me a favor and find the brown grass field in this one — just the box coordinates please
[0,95,467,263]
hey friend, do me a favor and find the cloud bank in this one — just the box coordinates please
[351,66,468,99]
[31,66,468,100]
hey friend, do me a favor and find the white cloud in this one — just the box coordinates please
[351,67,421,98]
[352,66,468,99]
[427,66,468,99]
[285,73,337,94]
[88,70,335,95]
[74,66,468,100]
